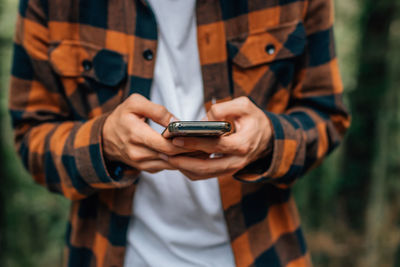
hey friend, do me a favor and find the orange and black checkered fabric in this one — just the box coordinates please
[9,0,350,266]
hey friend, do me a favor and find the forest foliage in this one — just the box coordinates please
[1,0,400,266]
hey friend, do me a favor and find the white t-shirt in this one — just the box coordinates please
[123,1,235,266]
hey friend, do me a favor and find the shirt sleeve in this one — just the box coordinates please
[234,0,351,187]
[8,0,138,200]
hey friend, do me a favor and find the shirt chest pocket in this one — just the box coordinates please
[227,21,306,109]
[49,40,128,118]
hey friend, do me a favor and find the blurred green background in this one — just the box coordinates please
[1,0,400,266]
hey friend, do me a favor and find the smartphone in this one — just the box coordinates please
[162,121,232,139]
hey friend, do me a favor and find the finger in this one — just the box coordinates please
[207,96,252,120]
[127,93,177,127]
[172,135,246,155]
[180,170,205,180]
[180,169,236,181]
[134,160,177,173]
[124,144,161,163]
[133,125,195,156]
[165,154,245,177]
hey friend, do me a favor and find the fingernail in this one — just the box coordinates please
[173,138,184,147]
[159,153,169,161]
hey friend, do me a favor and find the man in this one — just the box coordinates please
[9,0,350,266]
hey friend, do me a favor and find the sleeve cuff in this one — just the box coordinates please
[234,111,304,184]
[74,113,139,189]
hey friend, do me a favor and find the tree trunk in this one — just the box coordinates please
[0,0,5,257]
[0,42,5,267]
[341,0,397,265]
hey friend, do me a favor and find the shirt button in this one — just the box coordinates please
[82,59,93,71]
[265,44,276,55]
[143,49,154,61]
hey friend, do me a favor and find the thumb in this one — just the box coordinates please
[126,94,178,126]
[207,97,249,120]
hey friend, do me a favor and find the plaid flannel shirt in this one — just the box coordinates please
[9,0,350,266]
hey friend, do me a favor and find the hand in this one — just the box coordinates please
[102,94,193,173]
[161,97,272,180]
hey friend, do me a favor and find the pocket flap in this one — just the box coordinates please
[49,40,127,87]
[228,22,306,68]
